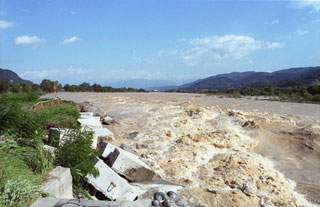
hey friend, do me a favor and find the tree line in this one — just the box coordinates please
[0,79,146,93]
[205,85,320,103]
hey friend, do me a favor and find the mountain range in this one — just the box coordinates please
[1,66,320,91]
[175,66,320,91]
[0,68,31,83]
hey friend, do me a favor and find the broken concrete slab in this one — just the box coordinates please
[31,198,153,207]
[78,118,102,129]
[48,128,73,147]
[40,166,73,199]
[99,142,139,162]
[86,158,138,201]
[79,112,94,116]
[91,128,114,149]
[80,115,101,121]
[109,148,155,182]
[31,197,198,207]
[131,180,183,199]
[120,143,138,156]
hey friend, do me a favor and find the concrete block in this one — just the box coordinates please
[131,180,183,199]
[80,115,101,121]
[109,148,155,182]
[120,143,138,156]
[31,198,154,207]
[78,118,102,129]
[99,142,139,163]
[80,112,93,116]
[40,166,73,199]
[86,158,138,201]
[91,128,114,149]
[48,128,72,147]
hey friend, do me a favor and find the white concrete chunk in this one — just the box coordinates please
[86,158,138,201]
[49,128,73,146]
[40,166,73,199]
[103,116,113,125]
[109,148,155,182]
[131,180,183,199]
[80,112,94,116]
[78,118,102,129]
[99,142,139,161]
[80,115,100,121]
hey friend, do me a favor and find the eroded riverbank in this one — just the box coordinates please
[42,92,320,206]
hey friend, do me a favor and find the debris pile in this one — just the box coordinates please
[38,107,196,207]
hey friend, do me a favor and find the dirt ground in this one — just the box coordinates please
[43,92,320,207]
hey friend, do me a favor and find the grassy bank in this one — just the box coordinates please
[0,93,98,207]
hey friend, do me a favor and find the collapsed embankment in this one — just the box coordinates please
[42,92,320,207]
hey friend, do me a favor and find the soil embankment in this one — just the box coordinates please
[42,92,320,206]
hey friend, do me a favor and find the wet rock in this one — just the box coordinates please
[175,198,188,206]
[128,131,139,139]
[103,116,113,125]
[131,180,183,199]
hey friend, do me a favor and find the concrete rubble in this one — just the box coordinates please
[86,158,138,201]
[40,166,73,199]
[35,108,191,206]
[31,198,198,207]
[109,148,155,182]
[78,118,103,129]
[48,128,72,147]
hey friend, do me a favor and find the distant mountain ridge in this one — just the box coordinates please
[177,66,320,91]
[0,68,31,83]
[107,79,177,89]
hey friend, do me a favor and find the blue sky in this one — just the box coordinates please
[0,0,320,85]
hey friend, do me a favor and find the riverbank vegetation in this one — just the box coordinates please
[0,93,98,207]
[193,85,320,103]
[0,79,146,94]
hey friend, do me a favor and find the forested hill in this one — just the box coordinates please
[177,66,320,91]
[0,68,31,83]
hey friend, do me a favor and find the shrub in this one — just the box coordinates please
[54,129,99,192]
[0,94,42,139]
[0,178,41,207]
[18,146,53,174]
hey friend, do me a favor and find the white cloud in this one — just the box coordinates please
[63,36,81,45]
[15,35,45,46]
[171,35,284,66]
[21,66,90,83]
[290,0,320,11]
[271,19,280,25]
[295,29,309,36]
[0,20,13,29]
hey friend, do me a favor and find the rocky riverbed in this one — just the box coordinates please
[42,92,320,207]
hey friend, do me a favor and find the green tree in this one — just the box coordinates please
[40,79,54,93]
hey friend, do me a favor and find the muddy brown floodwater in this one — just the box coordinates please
[43,92,320,207]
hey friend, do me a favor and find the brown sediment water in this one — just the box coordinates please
[42,92,320,206]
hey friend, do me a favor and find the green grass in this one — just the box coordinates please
[0,137,50,207]
[0,93,81,206]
